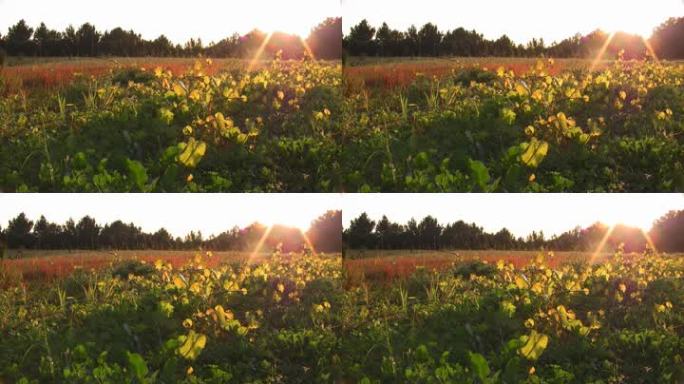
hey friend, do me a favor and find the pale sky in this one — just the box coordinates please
[343,194,684,237]
[0,194,342,238]
[343,0,684,44]
[0,0,340,44]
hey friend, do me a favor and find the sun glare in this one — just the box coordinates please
[600,211,655,232]
[261,213,311,232]
[597,5,660,38]
[260,17,313,38]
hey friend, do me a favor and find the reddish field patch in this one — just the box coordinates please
[0,58,248,95]
[0,250,268,286]
[344,58,604,90]
[343,249,624,285]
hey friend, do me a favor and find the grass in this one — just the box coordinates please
[0,249,273,285]
[342,249,665,284]
[344,57,613,91]
[0,57,270,95]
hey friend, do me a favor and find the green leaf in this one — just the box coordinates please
[518,330,549,361]
[178,330,207,361]
[468,351,490,381]
[178,138,207,168]
[501,108,517,125]
[159,108,174,125]
[468,159,491,190]
[126,352,148,380]
[126,159,148,191]
[501,300,516,317]
[520,138,549,168]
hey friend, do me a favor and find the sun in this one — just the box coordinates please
[595,4,659,38]
[601,211,655,232]
[259,18,313,38]
[261,212,311,232]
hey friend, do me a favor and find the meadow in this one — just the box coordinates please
[342,57,684,192]
[338,249,684,383]
[343,249,615,281]
[0,249,272,285]
[2,247,683,382]
[1,250,344,383]
[0,56,342,192]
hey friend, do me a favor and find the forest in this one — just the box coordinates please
[343,17,684,59]
[343,210,684,253]
[0,17,342,60]
[0,210,342,254]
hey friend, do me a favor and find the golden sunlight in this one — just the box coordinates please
[259,14,314,38]
[600,210,657,232]
[260,212,312,232]
[599,13,656,38]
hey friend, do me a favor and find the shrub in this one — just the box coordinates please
[112,260,155,279]
[111,68,155,86]
[453,260,496,279]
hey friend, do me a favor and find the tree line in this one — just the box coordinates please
[344,17,684,59]
[0,210,342,257]
[343,210,684,254]
[0,17,342,60]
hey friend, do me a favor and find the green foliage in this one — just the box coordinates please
[2,249,684,382]
[111,260,155,279]
[453,260,496,278]
[343,59,684,191]
[0,58,342,192]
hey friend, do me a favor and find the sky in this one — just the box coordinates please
[343,0,684,44]
[0,0,340,44]
[342,194,684,237]
[0,194,342,238]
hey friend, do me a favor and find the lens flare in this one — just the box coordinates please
[248,225,273,263]
[247,32,274,72]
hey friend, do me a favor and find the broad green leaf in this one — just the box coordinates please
[501,300,516,317]
[519,330,549,361]
[468,352,490,381]
[520,138,549,168]
[178,138,207,168]
[126,352,149,380]
[514,275,528,289]
[501,108,517,125]
[469,159,491,190]
[159,108,174,125]
[126,159,148,191]
[178,330,207,361]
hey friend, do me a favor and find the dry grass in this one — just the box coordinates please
[344,57,608,90]
[0,57,263,95]
[343,249,618,284]
[0,249,267,284]
[0,249,342,286]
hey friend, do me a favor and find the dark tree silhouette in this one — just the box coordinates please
[651,17,684,60]
[1,18,342,59]
[307,17,342,60]
[344,211,684,255]
[1,211,342,256]
[344,18,684,59]
[650,210,684,252]
[307,210,343,253]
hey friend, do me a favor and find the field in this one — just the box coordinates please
[0,249,273,285]
[342,57,684,192]
[2,247,683,382]
[1,251,344,383]
[0,57,342,192]
[0,58,265,96]
[343,249,616,282]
